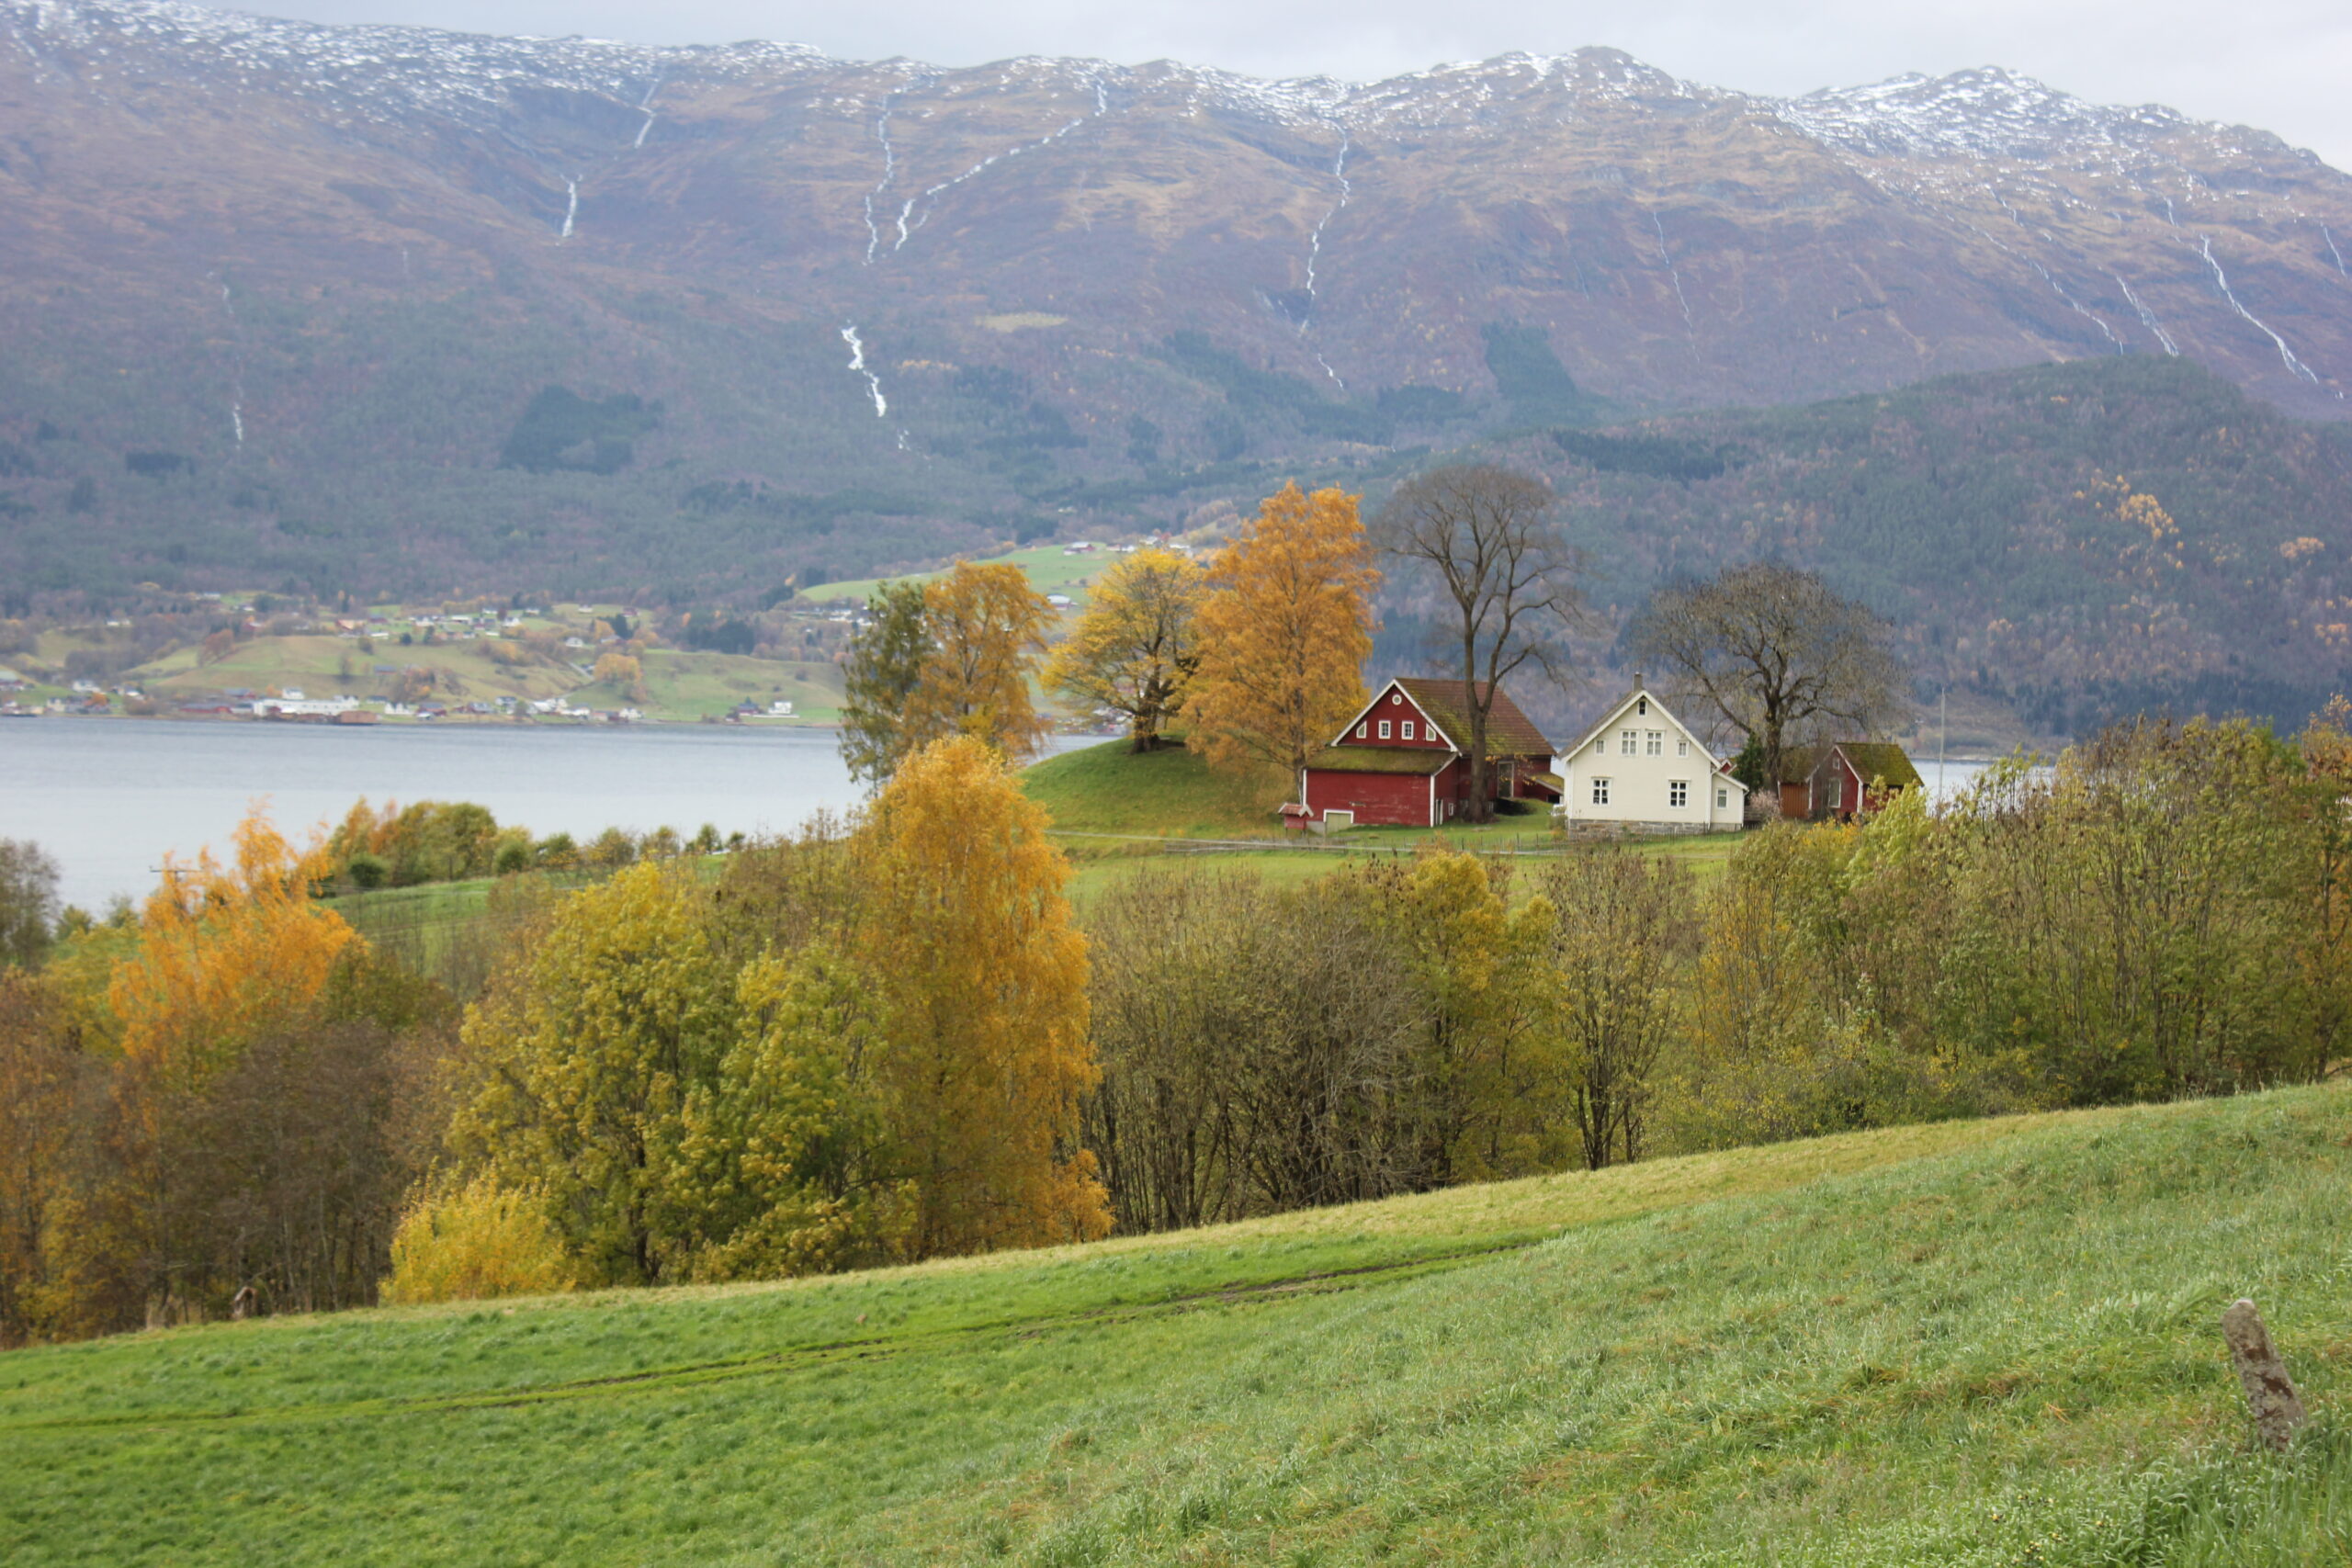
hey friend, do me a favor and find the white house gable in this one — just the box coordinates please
[1557,688,1746,830]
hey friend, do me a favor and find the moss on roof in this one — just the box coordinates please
[1306,745,1454,777]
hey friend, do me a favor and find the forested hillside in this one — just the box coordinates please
[1472,357,2352,733]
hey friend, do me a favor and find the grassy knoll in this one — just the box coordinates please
[6,1087,2349,1565]
[1023,739,1290,837]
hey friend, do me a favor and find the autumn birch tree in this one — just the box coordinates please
[1183,482,1380,779]
[1043,547,1206,750]
[853,735,1110,1257]
[906,561,1055,764]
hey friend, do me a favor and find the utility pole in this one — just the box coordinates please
[1938,687,1948,808]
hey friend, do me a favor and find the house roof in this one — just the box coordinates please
[1783,742,1922,791]
[1833,741,1924,792]
[1386,678,1554,757]
[1778,745,1822,784]
[1559,685,1731,775]
[1304,745,1455,777]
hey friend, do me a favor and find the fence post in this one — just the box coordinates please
[2221,1298,2306,1452]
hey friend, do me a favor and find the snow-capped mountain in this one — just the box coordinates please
[2,0,2349,610]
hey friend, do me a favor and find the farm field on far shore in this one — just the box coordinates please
[800,542,1131,614]
[5,1086,2346,1565]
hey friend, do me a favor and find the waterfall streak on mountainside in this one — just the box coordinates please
[2028,259,2123,351]
[2325,225,2349,278]
[214,275,245,445]
[633,79,659,149]
[1299,131,1351,329]
[2115,274,2180,355]
[1298,130,1351,387]
[559,177,577,239]
[1653,212,1694,332]
[2196,235,2320,384]
[840,324,888,417]
[895,110,1091,251]
[861,105,899,265]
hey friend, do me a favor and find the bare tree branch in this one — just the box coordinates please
[1627,561,1911,789]
[1374,465,1589,823]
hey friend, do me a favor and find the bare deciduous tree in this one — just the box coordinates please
[1628,561,1909,791]
[1375,465,1586,823]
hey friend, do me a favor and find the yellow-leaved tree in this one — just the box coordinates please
[1043,547,1206,751]
[853,735,1110,1256]
[906,561,1053,762]
[1182,481,1380,778]
[108,807,359,1088]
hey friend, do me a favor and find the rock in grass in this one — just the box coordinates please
[2221,1297,2306,1453]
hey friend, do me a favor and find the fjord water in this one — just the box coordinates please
[0,721,1089,912]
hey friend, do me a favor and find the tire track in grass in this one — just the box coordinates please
[2,1239,1549,1435]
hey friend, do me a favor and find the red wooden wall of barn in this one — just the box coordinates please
[1306,766,1439,827]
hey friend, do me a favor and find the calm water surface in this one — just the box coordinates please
[0,719,1091,911]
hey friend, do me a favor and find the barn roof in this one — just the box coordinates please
[1304,745,1454,777]
[1390,678,1554,757]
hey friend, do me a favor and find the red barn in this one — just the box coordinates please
[1298,678,1559,829]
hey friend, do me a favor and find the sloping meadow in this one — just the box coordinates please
[3,1088,2346,1565]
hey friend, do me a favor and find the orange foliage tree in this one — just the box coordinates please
[853,735,1110,1256]
[906,561,1054,763]
[1182,481,1380,778]
[107,807,359,1089]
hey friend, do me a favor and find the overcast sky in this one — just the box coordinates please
[242,0,2352,172]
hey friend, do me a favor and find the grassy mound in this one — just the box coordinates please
[5,1089,2349,1565]
[1022,738,1289,837]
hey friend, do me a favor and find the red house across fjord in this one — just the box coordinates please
[1295,678,1561,829]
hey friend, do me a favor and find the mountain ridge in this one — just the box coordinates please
[3,0,2350,724]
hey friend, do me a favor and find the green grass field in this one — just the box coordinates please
[1025,739,1739,903]
[591,652,846,723]
[6,1087,2347,1565]
[803,543,1125,613]
[1023,739,1291,838]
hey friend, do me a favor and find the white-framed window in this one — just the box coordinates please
[1677,737,1690,757]
[1401,720,1415,740]
[1646,731,1663,756]
[1621,730,1637,756]
[1716,786,1729,808]
[1390,692,1402,705]
[1636,697,1648,716]
[1668,779,1689,808]
[1356,721,1368,739]
[1591,777,1611,806]
[1378,719,1392,739]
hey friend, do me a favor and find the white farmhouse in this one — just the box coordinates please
[1555,682,1746,832]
